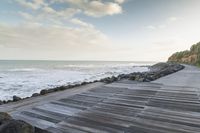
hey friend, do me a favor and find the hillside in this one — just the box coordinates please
[168,42,200,66]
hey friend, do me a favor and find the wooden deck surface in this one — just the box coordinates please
[1,65,200,133]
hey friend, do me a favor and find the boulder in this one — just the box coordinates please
[31,93,40,97]
[0,112,12,125]
[40,89,48,95]
[13,96,21,102]
[0,120,34,133]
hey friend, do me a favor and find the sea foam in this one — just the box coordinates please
[0,61,154,100]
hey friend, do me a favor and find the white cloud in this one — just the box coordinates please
[16,0,124,18]
[115,0,125,4]
[51,0,123,17]
[18,11,34,20]
[84,1,122,17]
[4,0,125,60]
[70,18,94,28]
[146,17,179,30]
[169,17,178,22]
[15,0,47,10]
[0,23,109,56]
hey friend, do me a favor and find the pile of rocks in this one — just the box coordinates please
[128,62,184,82]
[0,112,49,133]
[100,62,184,83]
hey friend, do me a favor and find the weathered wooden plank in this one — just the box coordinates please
[130,117,200,133]
[32,107,71,119]
[102,98,147,107]
[137,111,200,128]
[13,113,55,130]
[47,127,88,133]
[63,117,125,133]
[147,98,200,112]
[144,107,200,120]
[59,98,96,107]
[50,101,88,110]
[75,112,132,128]
[68,94,105,103]
[21,111,60,123]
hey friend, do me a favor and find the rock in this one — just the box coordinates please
[138,78,145,82]
[127,62,184,82]
[0,112,12,125]
[0,120,34,133]
[57,86,67,91]
[0,101,3,105]
[81,82,87,85]
[13,96,21,102]
[6,100,12,103]
[35,127,50,133]
[31,93,40,97]
[40,89,48,95]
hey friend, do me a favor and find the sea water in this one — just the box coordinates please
[0,60,155,100]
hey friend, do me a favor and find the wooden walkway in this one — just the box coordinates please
[1,65,200,133]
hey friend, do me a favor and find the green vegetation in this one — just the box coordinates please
[168,42,200,66]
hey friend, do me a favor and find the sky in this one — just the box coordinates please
[0,0,200,61]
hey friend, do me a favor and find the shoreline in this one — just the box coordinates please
[0,62,184,105]
[0,62,185,133]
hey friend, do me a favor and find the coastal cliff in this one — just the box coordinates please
[168,42,200,66]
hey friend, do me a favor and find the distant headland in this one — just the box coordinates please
[168,42,200,66]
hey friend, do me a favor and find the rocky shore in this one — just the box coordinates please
[0,62,184,105]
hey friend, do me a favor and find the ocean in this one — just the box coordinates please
[0,60,155,100]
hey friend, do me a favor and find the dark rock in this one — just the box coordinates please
[35,127,50,133]
[127,62,184,82]
[81,82,87,85]
[7,100,12,103]
[67,85,73,88]
[138,78,145,82]
[40,89,48,95]
[31,93,40,97]
[0,120,34,133]
[0,112,12,125]
[13,96,21,102]
[57,86,67,91]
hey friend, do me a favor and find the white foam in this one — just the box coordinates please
[0,62,151,100]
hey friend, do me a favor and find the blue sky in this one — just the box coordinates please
[0,0,200,61]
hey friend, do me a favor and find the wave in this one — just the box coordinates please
[0,63,150,100]
[6,68,43,72]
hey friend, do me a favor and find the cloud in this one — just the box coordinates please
[15,0,47,10]
[115,0,125,4]
[18,11,34,20]
[146,16,179,30]
[169,17,178,22]
[0,23,109,53]
[16,0,124,18]
[70,18,94,28]
[3,0,125,60]
[83,1,122,17]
